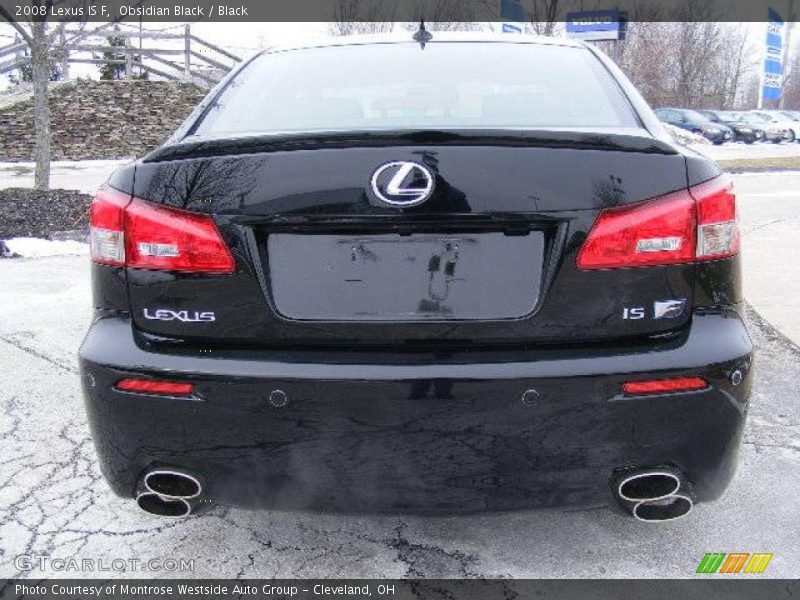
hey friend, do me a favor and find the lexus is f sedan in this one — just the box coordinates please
[79,33,752,522]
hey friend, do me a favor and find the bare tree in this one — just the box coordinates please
[407,0,495,29]
[528,0,563,36]
[596,0,757,110]
[329,0,496,36]
[710,25,756,109]
[0,1,122,190]
[328,0,397,36]
[779,42,800,109]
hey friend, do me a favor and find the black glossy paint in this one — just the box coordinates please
[123,142,699,346]
[80,311,752,513]
[80,38,752,514]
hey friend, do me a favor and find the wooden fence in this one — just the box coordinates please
[0,24,241,88]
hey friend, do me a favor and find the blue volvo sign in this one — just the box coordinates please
[566,10,624,41]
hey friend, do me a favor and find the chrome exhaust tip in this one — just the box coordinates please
[633,494,693,522]
[617,471,681,503]
[135,492,192,517]
[611,466,695,522]
[135,468,205,517]
[143,470,202,500]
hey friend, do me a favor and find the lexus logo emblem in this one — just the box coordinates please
[370,161,435,207]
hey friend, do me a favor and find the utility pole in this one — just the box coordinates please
[780,0,794,108]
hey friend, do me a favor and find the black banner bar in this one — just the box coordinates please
[2,580,800,600]
[0,0,795,23]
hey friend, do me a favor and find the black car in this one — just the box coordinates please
[80,33,751,522]
[733,111,786,143]
[653,108,732,144]
[697,109,758,144]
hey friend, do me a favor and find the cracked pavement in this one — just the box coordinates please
[1,173,800,579]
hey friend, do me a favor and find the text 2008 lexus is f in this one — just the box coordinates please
[79,32,752,521]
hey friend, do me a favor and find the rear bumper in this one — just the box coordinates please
[79,311,753,514]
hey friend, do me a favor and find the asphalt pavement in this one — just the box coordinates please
[0,169,799,579]
[736,171,800,346]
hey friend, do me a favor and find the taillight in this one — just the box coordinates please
[577,175,738,270]
[125,199,234,273]
[89,187,234,274]
[576,191,695,269]
[622,376,708,395]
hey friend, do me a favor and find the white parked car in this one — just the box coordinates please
[749,110,800,142]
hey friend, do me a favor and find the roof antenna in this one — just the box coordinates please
[413,19,433,49]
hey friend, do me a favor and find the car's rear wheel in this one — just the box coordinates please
[787,131,796,143]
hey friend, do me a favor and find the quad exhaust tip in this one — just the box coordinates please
[143,470,202,499]
[135,492,192,517]
[633,494,693,522]
[136,469,203,517]
[613,468,694,522]
[617,471,681,503]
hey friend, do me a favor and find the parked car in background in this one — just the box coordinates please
[696,109,757,144]
[778,110,800,122]
[661,123,710,146]
[654,108,732,144]
[749,110,800,142]
[733,112,786,143]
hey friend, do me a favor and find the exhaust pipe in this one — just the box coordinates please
[135,469,204,517]
[633,494,693,522]
[136,492,192,517]
[617,471,680,502]
[144,470,202,499]
[611,467,694,522]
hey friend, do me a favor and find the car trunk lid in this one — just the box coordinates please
[126,133,693,347]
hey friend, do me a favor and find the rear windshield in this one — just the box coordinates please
[192,41,639,136]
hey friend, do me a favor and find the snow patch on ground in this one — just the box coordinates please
[0,159,130,194]
[1,237,88,258]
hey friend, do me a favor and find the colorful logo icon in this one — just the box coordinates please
[696,552,773,574]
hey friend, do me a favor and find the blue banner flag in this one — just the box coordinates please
[763,8,784,102]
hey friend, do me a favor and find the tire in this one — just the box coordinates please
[787,131,796,143]
[744,138,754,145]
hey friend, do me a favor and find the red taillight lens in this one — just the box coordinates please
[622,376,708,395]
[125,199,234,273]
[115,378,194,396]
[89,188,234,274]
[89,187,131,266]
[577,175,738,270]
[577,190,696,269]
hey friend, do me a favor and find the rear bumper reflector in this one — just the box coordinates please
[115,378,194,396]
[622,376,708,396]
